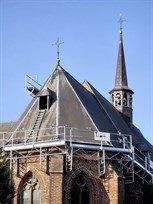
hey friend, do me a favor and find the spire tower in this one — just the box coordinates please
[109,15,134,126]
[115,15,128,88]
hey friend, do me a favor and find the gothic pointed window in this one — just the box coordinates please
[18,173,40,204]
[111,94,114,104]
[71,173,91,204]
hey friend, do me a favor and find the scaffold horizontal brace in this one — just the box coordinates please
[4,141,65,151]
[70,143,132,153]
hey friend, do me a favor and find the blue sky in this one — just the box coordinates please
[0,0,153,144]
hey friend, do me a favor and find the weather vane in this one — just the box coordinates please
[118,13,125,31]
[52,38,64,65]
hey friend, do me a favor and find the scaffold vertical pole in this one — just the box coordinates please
[10,150,13,171]
[66,128,73,172]
[123,136,126,149]
[40,147,42,170]
[98,150,106,177]
[63,126,66,142]
[131,146,135,183]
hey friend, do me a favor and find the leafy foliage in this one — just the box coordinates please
[0,149,15,204]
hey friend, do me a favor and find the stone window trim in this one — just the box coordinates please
[17,171,40,204]
[64,167,101,204]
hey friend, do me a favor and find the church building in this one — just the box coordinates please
[0,18,153,204]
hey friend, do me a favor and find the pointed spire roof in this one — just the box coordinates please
[110,18,133,94]
[115,30,128,88]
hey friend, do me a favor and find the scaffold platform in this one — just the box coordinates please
[0,126,153,185]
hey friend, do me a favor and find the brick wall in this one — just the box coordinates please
[63,153,123,204]
[12,152,64,204]
[11,149,145,204]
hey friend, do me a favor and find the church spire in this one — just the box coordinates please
[115,14,128,88]
[109,15,134,126]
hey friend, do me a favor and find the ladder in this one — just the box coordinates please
[98,150,106,177]
[122,159,134,184]
[120,152,134,184]
[28,110,46,142]
[66,148,73,172]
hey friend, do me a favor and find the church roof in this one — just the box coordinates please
[82,80,132,134]
[37,86,53,97]
[0,66,152,159]
[82,81,153,155]
[0,122,16,132]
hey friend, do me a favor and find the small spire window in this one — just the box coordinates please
[115,93,121,107]
[123,93,127,106]
[129,94,132,107]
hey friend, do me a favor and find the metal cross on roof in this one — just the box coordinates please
[118,14,125,31]
[52,38,64,65]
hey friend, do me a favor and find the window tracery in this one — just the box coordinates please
[18,173,40,204]
[71,174,91,204]
[123,93,127,106]
[115,93,121,107]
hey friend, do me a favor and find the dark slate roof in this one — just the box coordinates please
[82,80,153,159]
[61,68,153,158]
[0,122,16,133]
[115,31,128,87]
[62,68,116,133]
[0,122,16,146]
[37,86,53,97]
[83,81,132,134]
[131,125,153,153]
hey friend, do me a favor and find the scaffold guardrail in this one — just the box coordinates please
[0,126,152,184]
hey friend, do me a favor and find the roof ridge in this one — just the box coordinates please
[60,68,94,95]
[84,81,133,133]
[83,81,120,133]
[61,69,99,131]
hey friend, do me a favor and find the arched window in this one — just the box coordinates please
[71,173,91,204]
[129,94,132,107]
[115,93,121,107]
[18,173,40,204]
[123,93,127,106]
[111,94,114,104]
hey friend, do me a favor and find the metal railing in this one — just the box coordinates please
[0,126,152,174]
[0,127,131,149]
[0,126,65,148]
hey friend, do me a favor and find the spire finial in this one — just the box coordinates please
[118,13,125,32]
[52,38,64,65]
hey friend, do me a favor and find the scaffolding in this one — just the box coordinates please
[0,126,153,184]
[25,75,42,97]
